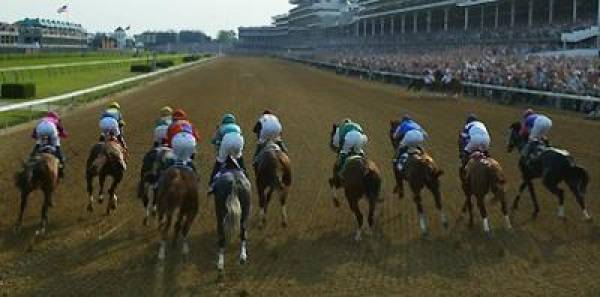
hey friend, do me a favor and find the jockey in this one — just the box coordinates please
[153,106,173,147]
[252,109,288,161]
[209,113,247,189]
[31,111,67,178]
[99,101,128,151]
[458,113,491,167]
[520,108,553,163]
[166,109,200,170]
[331,118,368,176]
[392,115,427,173]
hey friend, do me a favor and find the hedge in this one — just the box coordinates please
[182,56,200,63]
[155,60,174,68]
[130,65,154,73]
[1,83,36,99]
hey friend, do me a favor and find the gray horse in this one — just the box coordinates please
[212,157,252,273]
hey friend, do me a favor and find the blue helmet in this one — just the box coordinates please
[222,113,236,124]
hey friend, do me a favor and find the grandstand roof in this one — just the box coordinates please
[16,18,83,30]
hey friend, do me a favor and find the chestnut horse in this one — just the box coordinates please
[459,152,512,234]
[329,124,382,241]
[86,138,126,215]
[254,140,292,228]
[14,151,60,235]
[389,120,447,236]
[156,165,199,261]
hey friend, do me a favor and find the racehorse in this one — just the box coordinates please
[254,140,292,228]
[329,124,382,241]
[389,120,447,236]
[86,137,126,215]
[138,146,174,225]
[459,152,512,234]
[156,164,199,261]
[212,157,251,273]
[14,147,60,235]
[508,122,591,221]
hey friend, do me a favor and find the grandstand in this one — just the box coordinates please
[16,18,87,50]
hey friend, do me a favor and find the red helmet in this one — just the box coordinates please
[172,109,187,121]
[46,111,60,119]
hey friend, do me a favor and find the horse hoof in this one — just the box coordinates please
[281,221,288,228]
[35,228,46,237]
[240,257,248,265]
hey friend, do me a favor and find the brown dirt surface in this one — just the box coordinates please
[1,57,599,296]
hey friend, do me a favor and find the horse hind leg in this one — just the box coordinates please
[428,180,448,229]
[413,193,428,236]
[543,177,567,220]
[107,174,122,215]
[98,174,106,204]
[494,187,512,230]
[14,191,30,232]
[37,190,52,236]
[348,198,364,241]
[86,172,95,212]
[158,213,172,261]
[475,195,491,234]
[279,188,289,228]
[566,179,592,221]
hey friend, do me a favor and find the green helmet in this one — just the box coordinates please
[221,113,236,124]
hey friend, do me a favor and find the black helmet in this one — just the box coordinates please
[466,113,478,124]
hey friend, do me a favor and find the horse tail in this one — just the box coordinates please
[223,180,242,245]
[569,165,590,195]
[364,163,382,203]
[279,154,292,187]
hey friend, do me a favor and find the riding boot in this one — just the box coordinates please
[337,153,348,178]
[237,157,248,176]
[117,135,129,152]
[29,144,40,158]
[55,146,66,179]
[208,160,222,191]
[276,140,289,154]
[99,134,106,142]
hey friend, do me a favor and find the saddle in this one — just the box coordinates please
[255,141,281,166]
[339,154,365,176]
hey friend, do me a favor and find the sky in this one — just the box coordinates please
[0,0,293,38]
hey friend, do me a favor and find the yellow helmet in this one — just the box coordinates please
[160,106,173,117]
[108,101,120,110]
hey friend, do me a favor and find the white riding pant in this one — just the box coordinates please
[217,132,244,163]
[99,117,120,137]
[341,130,368,155]
[465,133,491,153]
[259,116,282,143]
[154,125,169,144]
[172,132,197,162]
[530,115,552,141]
[400,129,425,148]
[35,120,60,146]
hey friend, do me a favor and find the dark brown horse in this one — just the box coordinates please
[508,122,591,221]
[389,120,447,236]
[459,152,512,234]
[86,138,126,215]
[14,152,60,235]
[329,124,382,241]
[254,140,292,228]
[156,165,199,261]
[139,146,174,226]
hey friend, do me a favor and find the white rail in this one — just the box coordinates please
[0,57,215,113]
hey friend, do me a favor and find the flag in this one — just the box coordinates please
[57,5,68,14]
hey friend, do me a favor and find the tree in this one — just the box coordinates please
[216,30,237,43]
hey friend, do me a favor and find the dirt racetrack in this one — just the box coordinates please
[0,57,599,296]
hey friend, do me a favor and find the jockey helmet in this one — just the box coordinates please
[341,118,352,124]
[160,106,173,117]
[401,114,412,123]
[263,109,273,115]
[222,113,236,124]
[46,111,60,119]
[108,101,121,110]
[172,109,188,120]
[465,113,478,124]
[523,108,534,118]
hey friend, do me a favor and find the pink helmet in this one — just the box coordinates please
[46,111,60,119]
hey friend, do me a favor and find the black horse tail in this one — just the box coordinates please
[569,165,590,195]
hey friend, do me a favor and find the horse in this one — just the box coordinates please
[254,140,292,228]
[14,149,60,235]
[389,120,447,236]
[212,157,251,273]
[156,164,199,261]
[85,137,126,215]
[507,122,591,221]
[329,124,382,242]
[459,152,512,234]
[138,146,174,225]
